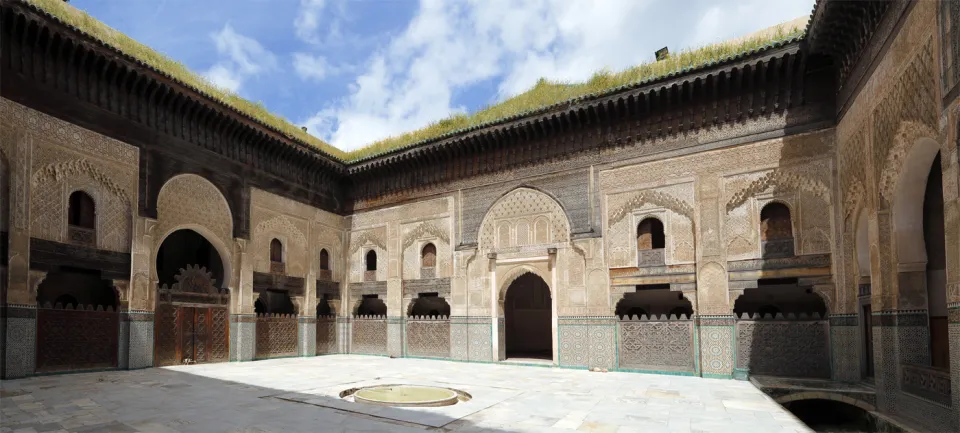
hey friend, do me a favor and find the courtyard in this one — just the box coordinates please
[0,355,811,433]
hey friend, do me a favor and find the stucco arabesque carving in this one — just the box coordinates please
[401,221,450,251]
[608,189,694,226]
[32,159,130,203]
[878,120,941,204]
[725,169,830,213]
[254,214,308,248]
[842,179,866,227]
[349,229,387,255]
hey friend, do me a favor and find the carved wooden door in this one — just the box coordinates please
[155,305,229,366]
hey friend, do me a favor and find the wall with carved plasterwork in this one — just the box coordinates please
[347,197,454,315]
[605,182,696,267]
[835,0,960,311]
[599,129,837,315]
[0,99,138,254]
[722,159,834,261]
[400,218,451,279]
[249,188,346,280]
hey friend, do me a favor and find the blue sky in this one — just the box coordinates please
[73,0,814,151]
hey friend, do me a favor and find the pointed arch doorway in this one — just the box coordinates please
[502,272,553,361]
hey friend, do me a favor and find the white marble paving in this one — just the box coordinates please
[1,355,813,433]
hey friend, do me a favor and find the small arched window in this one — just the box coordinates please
[421,243,436,268]
[760,203,793,241]
[319,249,330,271]
[68,191,95,229]
[366,250,377,271]
[637,218,665,250]
[270,239,283,263]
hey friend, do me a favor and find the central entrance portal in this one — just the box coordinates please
[504,273,552,361]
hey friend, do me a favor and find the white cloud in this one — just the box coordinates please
[203,24,276,93]
[293,53,330,81]
[302,0,814,151]
[295,0,326,44]
[687,0,812,47]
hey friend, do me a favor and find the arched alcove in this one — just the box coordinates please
[317,294,334,317]
[365,250,377,271]
[356,295,387,316]
[615,285,692,319]
[408,293,450,317]
[37,267,117,308]
[67,191,95,229]
[257,289,295,315]
[420,243,436,268]
[503,273,552,360]
[319,249,330,271]
[156,229,226,289]
[637,217,665,250]
[733,279,827,318]
[270,238,283,263]
[760,202,793,258]
[922,153,949,369]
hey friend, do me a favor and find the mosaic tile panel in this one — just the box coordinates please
[337,318,351,353]
[4,313,36,378]
[299,319,316,356]
[351,318,387,356]
[127,319,154,369]
[405,319,451,359]
[229,321,239,362]
[449,320,469,361]
[698,317,733,378]
[588,323,616,370]
[316,318,338,355]
[388,318,403,357]
[229,317,255,362]
[873,324,898,412]
[895,391,954,432]
[829,321,860,382]
[736,320,830,378]
[618,319,695,372]
[497,317,505,362]
[558,325,590,368]
[466,317,493,362]
[118,320,129,370]
[951,320,960,428]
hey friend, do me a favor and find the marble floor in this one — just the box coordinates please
[1,355,812,433]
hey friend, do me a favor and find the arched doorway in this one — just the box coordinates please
[503,273,552,361]
[154,229,230,367]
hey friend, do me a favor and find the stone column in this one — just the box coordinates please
[694,175,735,379]
[386,222,403,357]
[230,238,255,362]
[549,248,559,366]
[871,210,898,412]
[298,270,317,357]
[121,217,159,370]
[3,130,35,379]
[488,253,501,362]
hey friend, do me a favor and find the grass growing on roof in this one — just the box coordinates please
[27,0,803,163]
[352,24,804,161]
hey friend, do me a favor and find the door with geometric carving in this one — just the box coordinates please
[155,305,228,366]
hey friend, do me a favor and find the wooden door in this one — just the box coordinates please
[155,305,229,366]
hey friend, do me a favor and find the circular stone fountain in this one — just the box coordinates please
[342,385,467,407]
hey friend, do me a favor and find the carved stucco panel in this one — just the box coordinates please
[156,174,234,274]
[251,210,309,278]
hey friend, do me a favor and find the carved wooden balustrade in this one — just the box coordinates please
[617,314,695,373]
[364,270,376,282]
[735,312,830,379]
[318,269,332,281]
[35,303,118,373]
[351,315,387,355]
[67,225,96,247]
[637,249,665,267]
[901,363,952,407]
[761,238,795,259]
[420,267,436,279]
[270,261,286,275]
[255,313,298,359]
[405,316,450,359]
